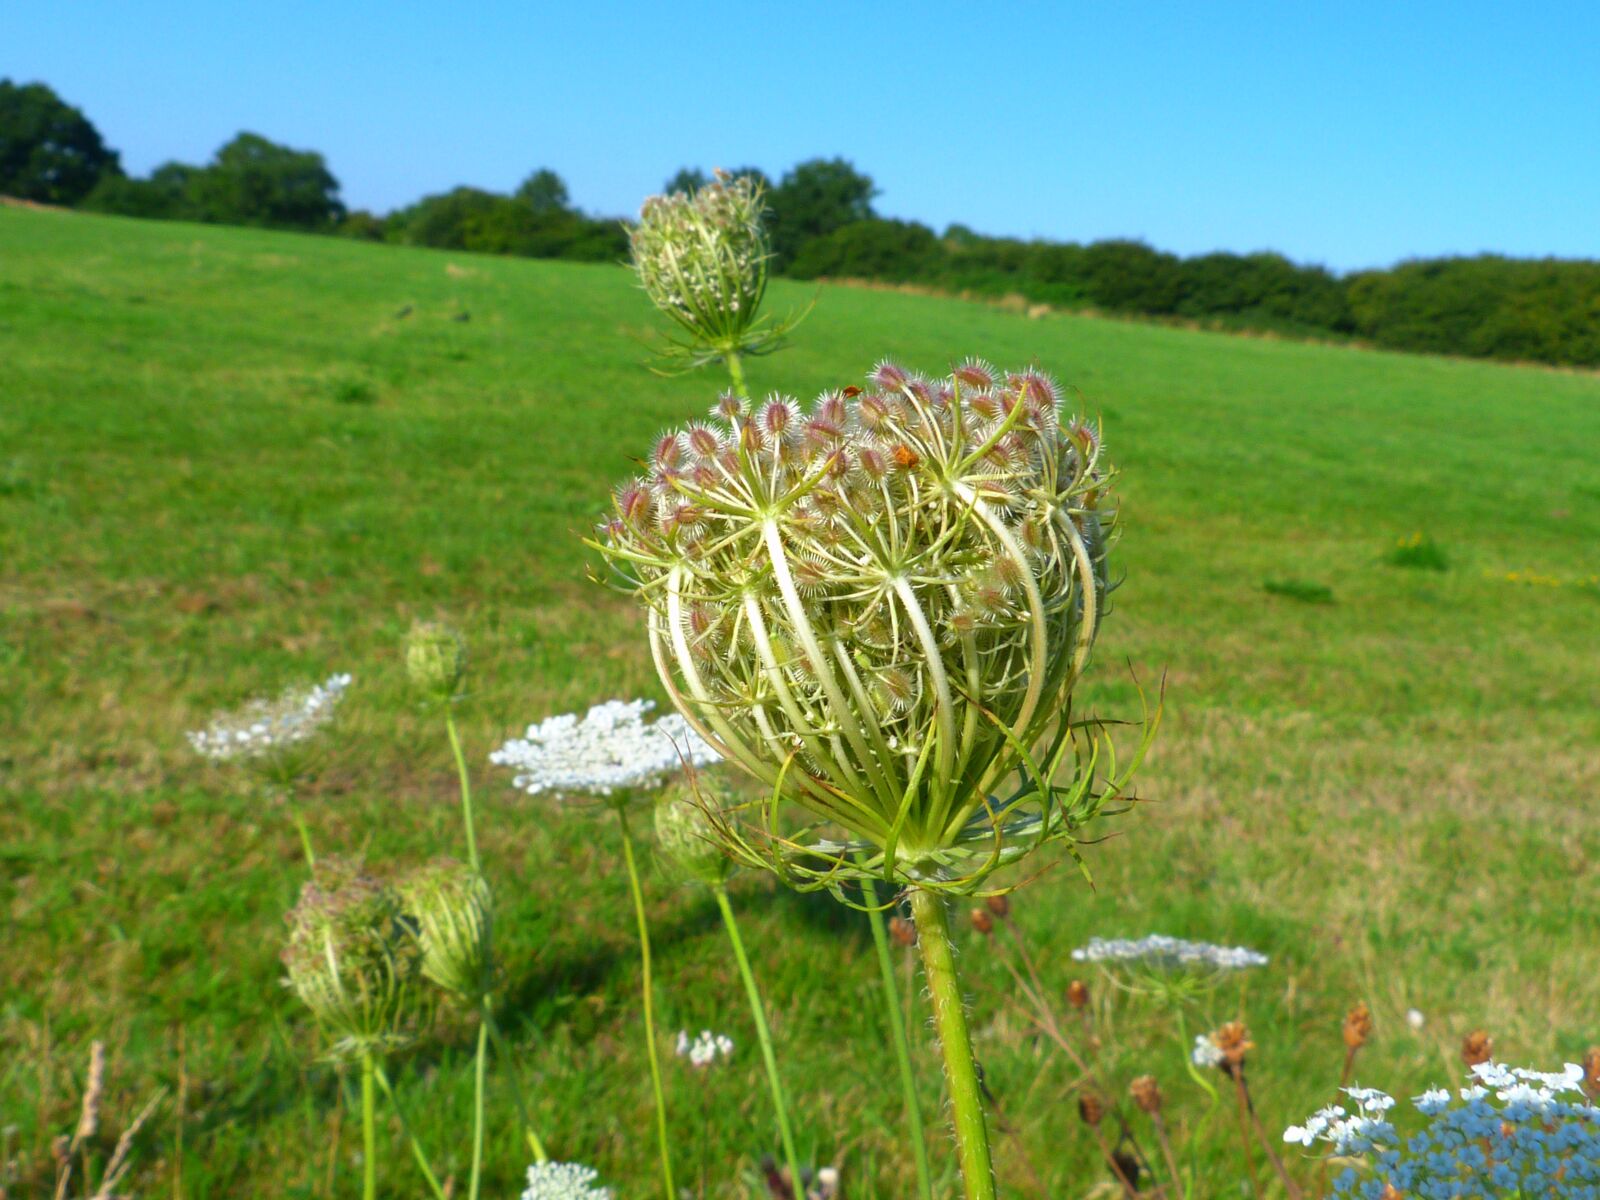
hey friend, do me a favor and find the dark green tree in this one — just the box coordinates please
[0,79,121,205]
[661,167,708,196]
[767,157,876,268]
[514,168,570,213]
[189,132,344,229]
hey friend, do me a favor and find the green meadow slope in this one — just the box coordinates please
[3,207,1598,1197]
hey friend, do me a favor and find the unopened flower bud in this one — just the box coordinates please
[985,894,1010,919]
[397,858,493,1001]
[405,621,467,703]
[1462,1029,1494,1068]
[970,907,994,935]
[281,857,419,1059]
[1343,1001,1373,1050]
[1077,1092,1104,1126]
[889,916,916,947]
[1067,979,1090,1009]
[654,777,735,888]
[1130,1075,1162,1115]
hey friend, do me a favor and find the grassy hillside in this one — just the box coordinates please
[3,207,1597,1198]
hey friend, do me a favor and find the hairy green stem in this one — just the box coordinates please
[724,348,748,398]
[292,810,316,869]
[483,1002,548,1163]
[617,807,675,1200]
[863,879,934,1200]
[909,889,995,1200]
[713,885,804,1193]
[468,1017,488,1200]
[359,1051,378,1200]
[445,708,480,873]
[373,1064,448,1200]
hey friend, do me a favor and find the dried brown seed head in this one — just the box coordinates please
[1066,979,1090,1009]
[75,1040,106,1143]
[1582,1047,1599,1101]
[970,908,994,936]
[1462,1029,1494,1068]
[1213,1021,1254,1069]
[1343,1002,1374,1050]
[889,916,916,948]
[985,894,1010,919]
[1077,1091,1104,1126]
[1130,1074,1163,1115]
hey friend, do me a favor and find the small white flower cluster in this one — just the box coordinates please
[1284,1086,1398,1154]
[1072,934,1269,972]
[187,673,353,762]
[1285,1062,1600,1198]
[520,1161,613,1200]
[676,1029,734,1068]
[1191,1034,1225,1069]
[489,699,720,798]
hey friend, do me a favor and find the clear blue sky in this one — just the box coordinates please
[9,1,1599,271]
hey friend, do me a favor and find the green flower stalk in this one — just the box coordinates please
[655,779,805,1195]
[595,359,1156,1199]
[629,170,803,388]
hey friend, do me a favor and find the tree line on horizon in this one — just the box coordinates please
[5,78,1600,369]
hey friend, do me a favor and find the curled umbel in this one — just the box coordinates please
[597,360,1149,895]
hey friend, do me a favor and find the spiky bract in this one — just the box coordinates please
[596,361,1152,896]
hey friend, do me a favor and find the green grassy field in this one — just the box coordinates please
[3,206,1598,1199]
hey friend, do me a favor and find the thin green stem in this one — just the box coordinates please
[724,348,748,398]
[359,1052,378,1200]
[617,807,675,1200]
[483,1003,548,1163]
[863,880,934,1200]
[468,1017,488,1200]
[292,811,316,869]
[445,708,480,874]
[909,889,995,1200]
[713,886,804,1194]
[373,1064,448,1200]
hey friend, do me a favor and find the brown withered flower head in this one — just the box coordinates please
[1077,1091,1104,1126]
[1462,1029,1494,1069]
[889,915,916,947]
[985,894,1010,919]
[1066,979,1090,1009]
[1130,1075,1163,1115]
[1343,1001,1374,1050]
[970,907,994,936]
[1581,1046,1599,1102]
[1212,1021,1255,1074]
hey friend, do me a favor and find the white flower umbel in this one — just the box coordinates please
[1191,1034,1225,1070]
[489,699,720,798]
[188,673,353,762]
[1285,1063,1600,1198]
[520,1161,614,1200]
[1071,934,1268,971]
[676,1029,735,1068]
